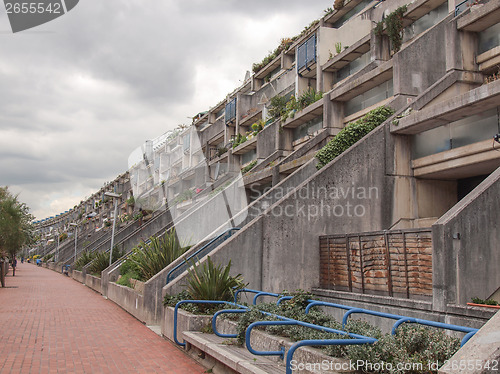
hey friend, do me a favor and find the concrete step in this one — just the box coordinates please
[183,331,285,374]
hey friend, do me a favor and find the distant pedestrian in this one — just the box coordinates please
[12,257,17,276]
[21,257,24,263]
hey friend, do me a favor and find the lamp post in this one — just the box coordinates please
[55,231,60,263]
[69,223,78,264]
[104,192,121,267]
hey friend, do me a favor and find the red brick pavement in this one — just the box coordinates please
[0,263,205,374]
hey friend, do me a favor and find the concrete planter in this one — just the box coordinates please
[85,274,102,294]
[107,282,145,322]
[72,269,85,283]
[162,306,212,343]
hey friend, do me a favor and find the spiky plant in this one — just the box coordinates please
[186,256,246,302]
[87,247,123,276]
[128,229,187,281]
[74,250,96,271]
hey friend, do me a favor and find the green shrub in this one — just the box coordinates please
[116,257,141,287]
[127,229,187,281]
[74,250,96,271]
[315,106,394,169]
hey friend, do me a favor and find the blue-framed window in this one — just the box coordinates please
[225,98,237,125]
[297,34,317,72]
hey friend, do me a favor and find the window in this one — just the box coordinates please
[183,134,190,152]
[402,2,449,44]
[293,117,323,141]
[336,52,370,82]
[331,0,372,29]
[478,22,500,55]
[297,34,316,71]
[241,149,257,165]
[412,108,500,159]
[344,79,393,117]
[225,98,237,125]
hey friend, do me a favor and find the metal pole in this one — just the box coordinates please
[56,232,60,262]
[74,225,78,263]
[109,198,118,267]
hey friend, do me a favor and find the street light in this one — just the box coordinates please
[69,223,78,264]
[104,192,121,267]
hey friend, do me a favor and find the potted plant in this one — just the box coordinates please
[467,298,500,309]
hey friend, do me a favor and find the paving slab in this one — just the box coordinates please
[0,263,205,374]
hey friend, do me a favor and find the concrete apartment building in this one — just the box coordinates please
[33,0,500,350]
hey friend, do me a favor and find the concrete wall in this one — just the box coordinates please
[393,14,450,99]
[166,123,403,295]
[85,274,102,294]
[432,166,500,311]
[72,270,85,284]
[439,310,500,374]
[162,306,212,343]
[107,282,145,322]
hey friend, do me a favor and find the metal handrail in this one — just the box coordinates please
[306,301,479,347]
[172,290,481,372]
[166,227,240,284]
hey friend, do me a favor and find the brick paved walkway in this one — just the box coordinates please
[0,263,205,374]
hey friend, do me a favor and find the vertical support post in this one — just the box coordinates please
[402,232,410,299]
[74,225,78,264]
[358,235,365,294]
[109,198,118,267]
[346,236,352,292]
[384,232,394,297]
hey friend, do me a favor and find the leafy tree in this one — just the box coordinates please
[0,187,34,260]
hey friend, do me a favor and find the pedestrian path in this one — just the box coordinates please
[0,263,205,374]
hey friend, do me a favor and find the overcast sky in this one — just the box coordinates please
[0,0,333,220]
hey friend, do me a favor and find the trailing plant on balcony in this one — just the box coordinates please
[267,95,288,121]
[232,133,248,149]
[251,120,264,134]
[241,160,257,175]
[172,189,194,205]
[316,106,395,169]
[279,88,323,122]
[126,229,188,281]
[297,87,323,110]
[216,146,228,157]
[334,0,345,10]
[252,37,294,74]
[59,232,68,242]
[376,5,408,53]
